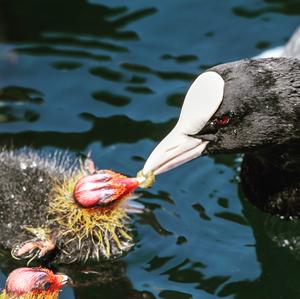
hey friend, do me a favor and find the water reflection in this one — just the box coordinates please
[192,203,211,221]
[139,212,173,236]
[233,0,300,18]
[52,61,83,71]
[0,115,176,149]
[90,66,123,82]
[120,62,195,81]
[0,85,42,123]
[41,34,129,53]
[0,106,39,123]
[125,86,154,94]
[0,1,157,43]
[161,54,198,63]
[16,46,111,62]
[91,91,130,107]
[159,290,192,299]
[128,75,147,84]
[166,92,185,107]
[0,86,43,104]
[214,211,248,226]
[219,195,300,298]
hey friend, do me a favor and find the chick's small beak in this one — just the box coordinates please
[56,274,70,286]
[143,129,208,175]
[112,177,139,192]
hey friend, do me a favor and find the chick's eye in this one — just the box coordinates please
[43,282,51,290]
[215,115,230,126]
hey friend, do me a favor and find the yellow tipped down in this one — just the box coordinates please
[48,173,133,261]
[22,227,52,240]
[0,290,59,299]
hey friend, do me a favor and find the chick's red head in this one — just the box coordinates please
[5,267,69,296]
[73,169,139,208]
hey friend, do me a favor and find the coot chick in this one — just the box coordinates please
[0,148,143,264]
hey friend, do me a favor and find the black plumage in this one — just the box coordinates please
[0,149,134,264]
[196,57,300,217]
[0,149,73,251]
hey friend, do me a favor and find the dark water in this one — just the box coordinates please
[0,1,299,298]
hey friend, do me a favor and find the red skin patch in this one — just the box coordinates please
[5,267,68,296]
[73,170,139,208]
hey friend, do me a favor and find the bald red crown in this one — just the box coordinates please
[5,267,68,296]
[73,170,139,208]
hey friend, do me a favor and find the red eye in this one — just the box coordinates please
[215,115,230,126]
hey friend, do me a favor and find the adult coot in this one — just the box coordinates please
[143,27,300,218]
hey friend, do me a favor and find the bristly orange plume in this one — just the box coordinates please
[48,171,135,261]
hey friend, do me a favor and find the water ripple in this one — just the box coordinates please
[233,1,300,18]
[120,62,196,81]
[15,46,111,61]
[91,91,130,106]
[0,86,43,104]
[0,114,176,149]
